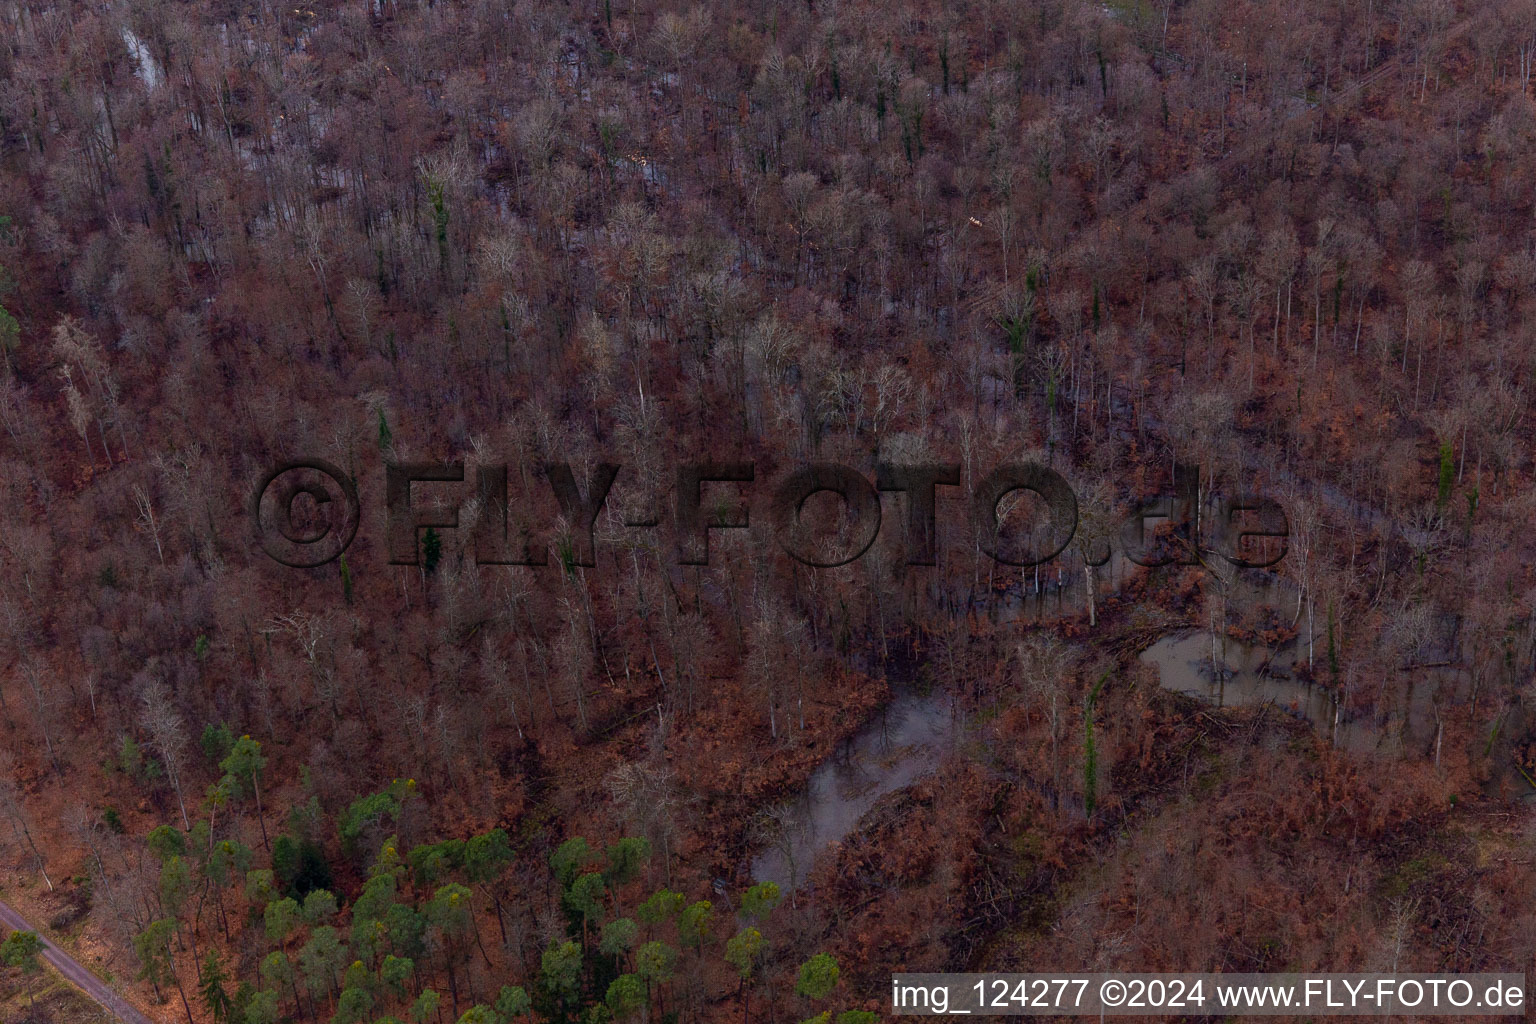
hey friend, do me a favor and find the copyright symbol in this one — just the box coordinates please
[1100,980,1126,1007]
[251,459,360,568]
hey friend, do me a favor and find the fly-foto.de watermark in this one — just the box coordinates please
[251,459,1288,571]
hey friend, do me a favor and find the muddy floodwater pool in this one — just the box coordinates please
[750,691,958,890]
[1139,609,1440,756]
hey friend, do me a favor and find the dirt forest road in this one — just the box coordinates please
[0,899,153,1024]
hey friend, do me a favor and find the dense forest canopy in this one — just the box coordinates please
[2,0,1536,1019]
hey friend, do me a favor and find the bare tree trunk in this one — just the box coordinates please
[1083,563,1096,627]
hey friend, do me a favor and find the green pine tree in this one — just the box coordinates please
[0,303,18,378]
[199,952,235,1023]
[421,528,442,575]
[795,953,840,1001]
[1083,670,1110,817]
[1,930,43,1009]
